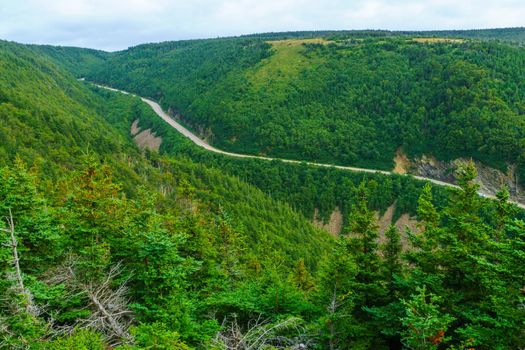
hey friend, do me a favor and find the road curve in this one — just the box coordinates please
[93,83,525,210]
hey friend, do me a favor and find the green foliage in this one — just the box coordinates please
[417,184,440,229]
[291,259,316,294]
[34,329,107,350]
[406,161,525,348]
[400,287,454,350]
[90,85,451,225]
[242,28,525,43]
[0,40,334,348]
[315,238,358,349]
[409,27,525,43]
[125,323,191,350]
[382,224,402,288]
[28,44,109,78]
[2,33,525,349]
[0,40,130,177]
[80,35,525,185]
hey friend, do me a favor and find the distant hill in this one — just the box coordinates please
[243,27,525,43]
[61,32,525,185]
[409,27,525,43]
[28,44,109,77]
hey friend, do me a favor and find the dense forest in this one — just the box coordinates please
[90,85,451,224]
[0,29,524,349]
[81,32,525,183]
[0,40,332,347]
[241,28,525,43]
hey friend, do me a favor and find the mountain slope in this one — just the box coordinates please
[0,39,334,347]
[80,34,525,185]
[91,84,452,227]
[2,35,525,349]
[0,40,126,174]
[243,27,525,43]
[0,38,332,259]
[29,44,109,77]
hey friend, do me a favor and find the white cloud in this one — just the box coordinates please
[0,0,523,51]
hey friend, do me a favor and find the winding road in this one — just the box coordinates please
[94,83,525,210]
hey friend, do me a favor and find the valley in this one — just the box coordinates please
[94,82,525,209]
[1,27,525,349]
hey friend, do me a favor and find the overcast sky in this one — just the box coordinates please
[0,0,524,51]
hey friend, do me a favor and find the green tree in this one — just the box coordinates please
[365,224,405,347]
[382,224,402,289]
[417,183,439,230]
[291,258,316,294]
[346,182,385,347]
[347,182,383,306]
[316,238,358,350]
[401,287,454,350]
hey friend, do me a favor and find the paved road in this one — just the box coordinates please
[94,83,525,209]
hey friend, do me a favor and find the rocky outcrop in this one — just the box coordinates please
[411,155,524,202]
[412,155,456,183]
[393,149,410,175]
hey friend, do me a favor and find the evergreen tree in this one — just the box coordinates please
[346,182,386,348]
[316,238,358,350]
[400,287,454,350]
[417,183,439,230]
[382,224,402,289]
[494,186,517,235]
[62,159,124,281]
[408,161,522,347]
[365,224,405,348]
[347,182,383,306]
[291,258,316,294]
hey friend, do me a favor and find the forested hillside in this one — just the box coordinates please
[1,31,525,349]
[409,27,525,43]
[28,44,109,78]
[91,85,451,226]
[243,28,525,43]
[0,39,329,262]
[83,33,525,183]
[0,39,336,348]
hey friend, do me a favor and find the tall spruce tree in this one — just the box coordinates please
[316,237,358,350]
[346,182,386,348]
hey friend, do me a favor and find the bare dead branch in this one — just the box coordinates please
[46,257,134,346]
[2,209,39,317]
[213,314,311,349]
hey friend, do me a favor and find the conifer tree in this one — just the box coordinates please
[346,182,386,348]
[347,182,383,306]
[316,238,358,350]
[401,287,454,350]
[365,224,405,348]
[494,186,517,235]
[63,159,123,281]
[382,224,402,289]
[417,183,439,230]
[292,258,316,294]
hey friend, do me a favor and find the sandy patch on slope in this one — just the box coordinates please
[313,207,343,237]
[131,119,162,152]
